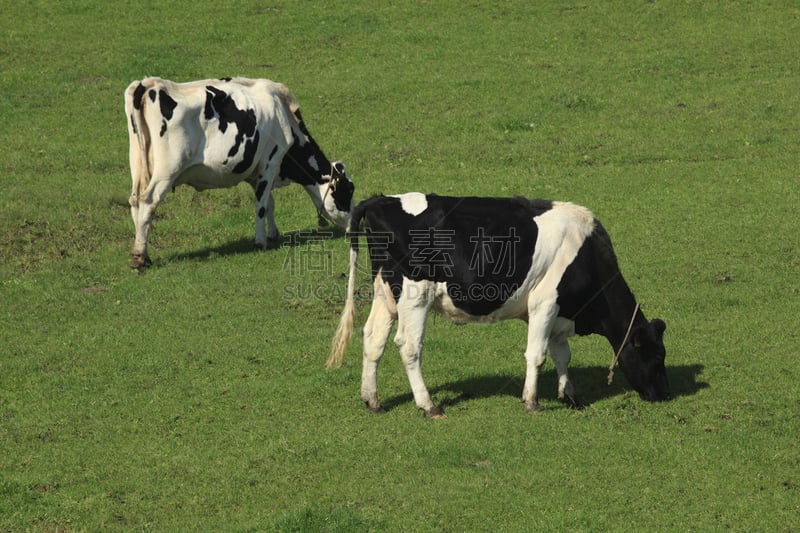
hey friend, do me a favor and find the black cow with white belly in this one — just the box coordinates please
[124,77,355,269]
[328,193,670,417]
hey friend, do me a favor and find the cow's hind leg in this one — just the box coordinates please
[129,203,151,270]
[394,280,441,418]
[361,277,396,413]
[131,177,173,270]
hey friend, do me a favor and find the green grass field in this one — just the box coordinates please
[2,1,799,530]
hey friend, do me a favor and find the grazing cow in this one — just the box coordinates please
[328,193,669,417]
[124,77,355,269]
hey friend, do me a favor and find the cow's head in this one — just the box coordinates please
[319,161,355,229]
[617,318,671,401]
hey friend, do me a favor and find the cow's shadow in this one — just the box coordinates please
[162,226,345,265]
[378,364,707,413]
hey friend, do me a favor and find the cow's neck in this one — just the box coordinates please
[600,276,647,354]
[278,109,333,186]
[279,135,332,185]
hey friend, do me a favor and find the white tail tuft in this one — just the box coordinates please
[327,245,359,368]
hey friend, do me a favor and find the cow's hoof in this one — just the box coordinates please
[560,395,585,410]
[525,402,544,414]
[131,254,151,270]
[424,406,446,419]
[365,402,385,414]
[255,238,281,250]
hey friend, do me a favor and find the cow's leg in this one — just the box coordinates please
[130,178,173,270]
[251,169,279,248]
[522,292,559,413]
[129,203,147,268]
[548,335,579,408]
[264,192,279,242]
[361,279,396,413]
[393,279,442,418]
[302,183,329,227]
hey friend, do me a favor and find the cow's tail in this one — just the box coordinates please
[124,80,152,203]
[327,205,367,368]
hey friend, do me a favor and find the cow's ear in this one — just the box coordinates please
[652,319,666,339]
[332,161,346,177]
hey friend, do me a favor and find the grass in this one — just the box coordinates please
[2,0,799,530]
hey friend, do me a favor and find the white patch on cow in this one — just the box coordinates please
[307,155,319,171]
[390,192,428,216]
[528,202,594,283]
[312,181,352,229]
[433,282,523,324]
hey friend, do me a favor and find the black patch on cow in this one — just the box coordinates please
[278,110,332,186]
[556,219,639,341]
[204,85,259,173]
[219,77,232,82]
[331,174,355,213]
[294,109,312,138]
[148,89,157,103]
[203,89,216,120]
[355,195,547,316]
[233,130,259,173]
[327,163,354,213]
[267,145,279,162]
[258,206,266,218]
[158,89,178,137]
[255,179,268,201]
[132,83,146,111]
[158,90,177,120]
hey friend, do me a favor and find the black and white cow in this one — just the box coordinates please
[328,193,669,417]
[124,77,355,269]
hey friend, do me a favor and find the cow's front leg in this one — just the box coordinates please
[264,192,280,244]
[394,280,442,418]
[302,183,330,228]
[522,294,559,413]
[254,192,279,248]
[549,336,580,409]
[522,347,547,413]
[252,173,279,248]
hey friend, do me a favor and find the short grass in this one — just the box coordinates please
[1,1,799,531]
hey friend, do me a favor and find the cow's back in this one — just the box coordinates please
[127,77,297,190]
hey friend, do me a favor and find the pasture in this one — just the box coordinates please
[1,1,798,530]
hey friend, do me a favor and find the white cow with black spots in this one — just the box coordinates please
[124,76,355,269]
